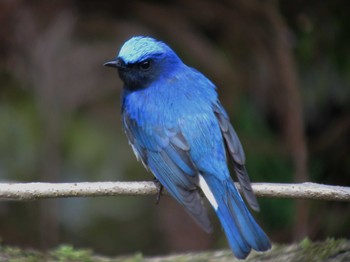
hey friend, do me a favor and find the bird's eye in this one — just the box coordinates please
[139,60,151,70]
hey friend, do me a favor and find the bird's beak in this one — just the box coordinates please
[103,57,125,69]
[103,60,118,68]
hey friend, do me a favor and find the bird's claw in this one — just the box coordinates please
[153,179,164,205]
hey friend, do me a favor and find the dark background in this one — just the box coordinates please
[0,0,349,256]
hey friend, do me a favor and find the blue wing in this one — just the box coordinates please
[122,111,212,233]
[214,102,259,211]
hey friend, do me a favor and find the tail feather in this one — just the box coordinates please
[217,200,251,258]
[224,181,271,251]
[200,174,271,259]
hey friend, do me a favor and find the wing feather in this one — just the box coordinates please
[214,102,260,211]
[123,112,212,232]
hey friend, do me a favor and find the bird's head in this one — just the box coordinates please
[104,36,181,90]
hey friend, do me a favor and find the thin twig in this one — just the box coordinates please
[0,182,349,202]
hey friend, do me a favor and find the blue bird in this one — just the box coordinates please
[104,36,271,259]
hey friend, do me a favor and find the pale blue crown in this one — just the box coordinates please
[118,36,175,64]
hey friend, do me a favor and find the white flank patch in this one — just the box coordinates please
[130,144,149,171]
[199,174,218,210]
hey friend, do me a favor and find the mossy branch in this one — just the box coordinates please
[1,239,350,261]
[0,181,349,202]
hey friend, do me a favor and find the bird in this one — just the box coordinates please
[104,36,271,259]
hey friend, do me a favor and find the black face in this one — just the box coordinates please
[105,57,158,90]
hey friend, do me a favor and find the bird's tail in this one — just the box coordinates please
[199,174,271,259]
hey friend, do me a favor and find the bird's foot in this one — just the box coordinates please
[153,178,164,205]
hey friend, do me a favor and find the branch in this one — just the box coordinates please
[0,182,349,202]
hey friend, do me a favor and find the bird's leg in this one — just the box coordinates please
[153,178,164,205]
